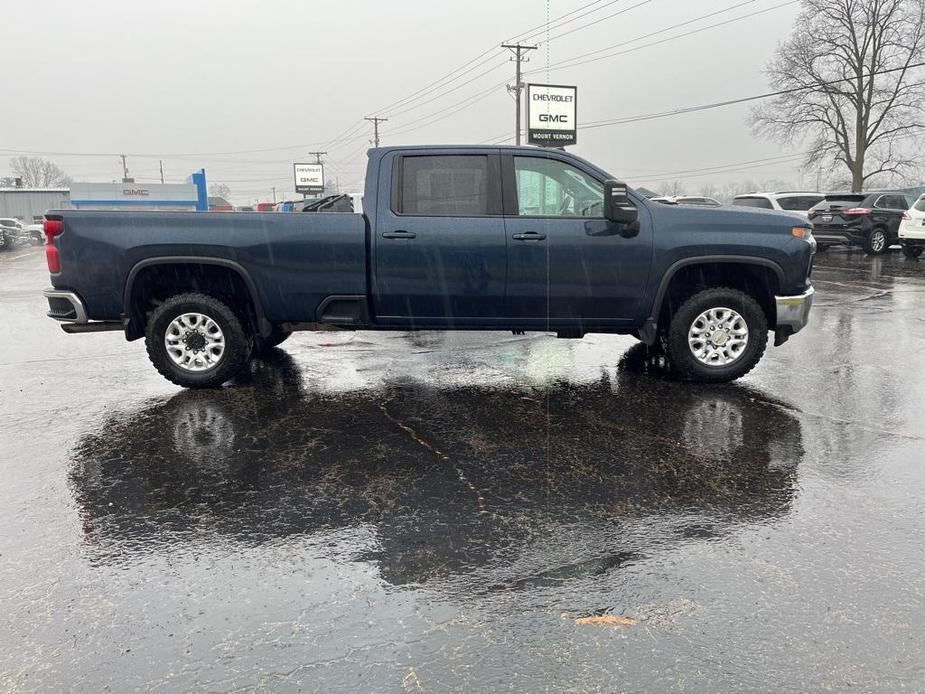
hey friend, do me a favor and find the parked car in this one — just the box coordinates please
[41,145,815,388]
[732,192,824,219]
[899,193,925,259]
[808,191,916,254]
[0,217,28,249]
[651,195,722,207]
[294,193,362,213]
[25,222,45,245]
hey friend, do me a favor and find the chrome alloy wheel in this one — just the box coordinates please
[687,307,749,366]
[164,312,226,372]
[870,230,886,252]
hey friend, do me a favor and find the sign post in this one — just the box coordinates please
[526,84,577,147]
[293,163,325,196]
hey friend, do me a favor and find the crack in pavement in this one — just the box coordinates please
[378,399,488,514]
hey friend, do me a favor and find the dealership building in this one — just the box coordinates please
[0,188,70,223]
[0,170,209,221]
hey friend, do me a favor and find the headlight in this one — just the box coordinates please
[790,226,813,240]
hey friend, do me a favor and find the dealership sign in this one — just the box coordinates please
[294,163,325,194]
[526,84,577,147]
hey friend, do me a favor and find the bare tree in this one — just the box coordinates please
[698,182,720,198]
[8,156,72,187]
[751,0,925,191]
[659,180,686,196]
[209,183,231,201]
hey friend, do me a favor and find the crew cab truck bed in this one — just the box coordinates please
[43,145,815,388]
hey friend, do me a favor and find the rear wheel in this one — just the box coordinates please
[901,243,923,259]
[145,292,252,388]
[863,228,889,255]
[665,287,768,383]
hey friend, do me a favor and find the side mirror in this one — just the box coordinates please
[604,179,639,227]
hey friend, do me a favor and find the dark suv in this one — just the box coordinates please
[809,191,916,255]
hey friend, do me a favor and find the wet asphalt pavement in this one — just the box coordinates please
[2,246,925,692]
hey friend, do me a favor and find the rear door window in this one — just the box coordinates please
[875,195,906,210]
[915,197,925,212]
[399,155,495,216]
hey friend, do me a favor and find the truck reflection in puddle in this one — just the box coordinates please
[69,345,803,588]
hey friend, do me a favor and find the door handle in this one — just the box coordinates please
[512,231,546,241]
[382,230,417,239]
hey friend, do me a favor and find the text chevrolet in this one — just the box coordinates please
[42,146,815,388]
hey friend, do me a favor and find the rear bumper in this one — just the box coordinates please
[43,288,88,323]
[899,223,925,242]
[813,229,863,245]
[43,288,123,333]
[774,286,814,344]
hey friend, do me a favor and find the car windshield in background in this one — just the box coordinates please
[778,196,823,211]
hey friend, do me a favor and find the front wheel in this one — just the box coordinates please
[863,228,889,255]
[145,292,252,388]
[665,287,768,383]
[901,243,923,259]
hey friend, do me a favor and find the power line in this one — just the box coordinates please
[384,1,781,140]
[539,0,653,44]
[577,61,925,131]
[535,0,792,74]
[504,0,615,43]
[383,59,510,119]
[373,49,508,117]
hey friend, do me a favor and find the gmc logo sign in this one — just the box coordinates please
[122,189,150,196]
[539,114,569,123]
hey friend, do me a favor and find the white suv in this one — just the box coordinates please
[731,192,824,219]
[899,194,925,259]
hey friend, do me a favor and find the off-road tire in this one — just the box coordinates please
[665,287,768,383]
[901,243,923,259]
[145,292,252,389]
[252,326,292,356]
[863,227,889,255]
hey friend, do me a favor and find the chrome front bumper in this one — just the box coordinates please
[43,288,88,323]
[775,286,814,334]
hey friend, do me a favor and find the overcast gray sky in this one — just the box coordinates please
[3,0,805,202]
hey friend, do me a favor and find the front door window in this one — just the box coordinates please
[514,156,604,218]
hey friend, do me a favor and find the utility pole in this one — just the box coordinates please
[365,116,388,147]
[272,186,277,203]
[159,160,165,184]
[308,151,327,164]
[120,154,132,183]
[502,43,537,146]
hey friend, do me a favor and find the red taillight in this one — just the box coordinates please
[902,211,911,220]
[844,207,871,216]
[43,218,63,238]
[43,218,63,273]
[45,244,60,273]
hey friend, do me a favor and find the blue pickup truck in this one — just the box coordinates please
[42,145,815,388]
